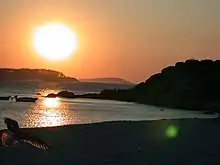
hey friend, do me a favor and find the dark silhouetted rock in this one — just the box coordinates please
[46,93,57,98]
[57,91,75,98]
[46,91,76,98]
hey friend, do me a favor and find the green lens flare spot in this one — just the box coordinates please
[165,125,179,138]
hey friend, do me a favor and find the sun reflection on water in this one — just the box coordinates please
[24,96,78,128]
[38,98,63,126]
[44,97,60,108]
[39,109,64,127]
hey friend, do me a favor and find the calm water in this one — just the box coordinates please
[0,83,217,129]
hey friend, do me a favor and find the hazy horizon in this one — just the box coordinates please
[1,0,220,82]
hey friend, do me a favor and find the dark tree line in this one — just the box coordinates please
[0,68,67,81]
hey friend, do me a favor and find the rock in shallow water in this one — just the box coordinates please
[46,91,75,98]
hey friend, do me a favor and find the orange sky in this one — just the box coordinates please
[1,0,220,82]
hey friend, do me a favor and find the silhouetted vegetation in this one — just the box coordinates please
[0,68,78,82]
[128,59,220,111]
[68,59,220,112]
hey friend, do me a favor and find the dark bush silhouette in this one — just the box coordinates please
[74,59,220,112]
[0,68,78,82]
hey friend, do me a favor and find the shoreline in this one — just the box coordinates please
[46,90,220,112]
[1,118,220,165]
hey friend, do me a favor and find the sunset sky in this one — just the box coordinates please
[1,0,220,82]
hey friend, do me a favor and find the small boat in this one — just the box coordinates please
[11,95,38,102]
[15,97,38,102]
[0,96,11,101]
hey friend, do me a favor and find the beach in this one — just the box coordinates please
[1,118,220,165]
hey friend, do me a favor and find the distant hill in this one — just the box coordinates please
[80,78,133,85]
[75,59,220,112]
[0,68,79,82]
[129,59,220,111]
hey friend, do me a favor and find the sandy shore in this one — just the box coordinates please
[1,118,220,165]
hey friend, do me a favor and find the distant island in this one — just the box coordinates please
[47,59,220,112]
[0,69,133,86]
[0,68,78,82]
[80,78,133,85]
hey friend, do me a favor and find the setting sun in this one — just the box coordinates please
[33,23,78,61]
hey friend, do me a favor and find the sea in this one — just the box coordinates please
[0,81,217,129]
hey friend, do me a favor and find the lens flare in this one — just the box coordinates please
[165,125,179,138]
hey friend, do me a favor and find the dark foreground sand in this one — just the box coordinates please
[1,118,220,165]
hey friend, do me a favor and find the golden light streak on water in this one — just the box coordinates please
[38,108,64,127]
[24,96,79,128]
[44,97,60,108]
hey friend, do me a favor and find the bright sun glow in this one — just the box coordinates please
[33,23,78,61]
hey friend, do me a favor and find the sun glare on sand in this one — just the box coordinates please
[33,23,78,61]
